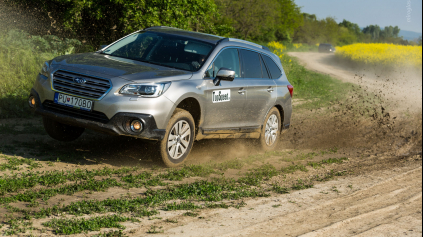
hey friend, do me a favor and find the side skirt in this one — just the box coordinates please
[196,126,261,140]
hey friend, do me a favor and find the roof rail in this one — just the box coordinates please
[144,26,182,31]
[218,38,270,52]
[228,38,263,49]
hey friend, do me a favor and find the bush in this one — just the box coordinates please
[0,30,90,118]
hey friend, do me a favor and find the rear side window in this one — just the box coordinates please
[262,55,282,79]
[260,55,270,79]
[240,49,262,78]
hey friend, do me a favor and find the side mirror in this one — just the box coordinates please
[213,68,235,86]
[98,45,108,51]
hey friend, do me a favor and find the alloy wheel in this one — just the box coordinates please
[167,120,191,159]
[265,114,279,146]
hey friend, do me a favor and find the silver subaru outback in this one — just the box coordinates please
[29,26,293,167]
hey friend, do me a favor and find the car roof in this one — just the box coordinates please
[144,26,225,44]
[143,26,270,52]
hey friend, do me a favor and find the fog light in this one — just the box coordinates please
[130,120,143,133]
[28,96,36,108]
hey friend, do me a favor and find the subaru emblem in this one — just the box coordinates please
[74,77,87,84]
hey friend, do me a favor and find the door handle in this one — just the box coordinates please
[238,88,246,95]
[267,87,274,93]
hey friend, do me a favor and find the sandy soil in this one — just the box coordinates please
[143,163,422,237]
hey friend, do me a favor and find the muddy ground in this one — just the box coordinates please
[0,52,422,236]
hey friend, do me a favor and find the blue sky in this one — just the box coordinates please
[295,0,422,33]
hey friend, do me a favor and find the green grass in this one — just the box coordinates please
[0,158,351,235]
[272,185,290,194]
[291,179,314,190]
[43,215,138,235]
[308,157,348,169]
[158,165,215,181]
[163,202,201,211]
[0,30,91,119]
[182,212,199,217]
[0,167,138,195]
[281,164,308,174]
[3,219,33,236]
[0,178,122,204]
[165,219,178,223]
[0,156,42,171]
[95,230,127,237]
[147,225,164,234]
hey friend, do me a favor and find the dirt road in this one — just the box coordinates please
[288,52,422,113]
[147,164,422,237]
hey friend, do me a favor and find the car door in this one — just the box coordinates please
[239,49,277,128]
[202,48,249,131]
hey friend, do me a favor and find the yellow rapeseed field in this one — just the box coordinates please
[336,43,422,68]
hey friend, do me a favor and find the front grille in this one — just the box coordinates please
[52,70,112,100]
[43,101,110,123]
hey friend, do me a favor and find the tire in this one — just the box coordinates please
[43,117,85,142]
[259,107,281,151]
[159,108,195,167]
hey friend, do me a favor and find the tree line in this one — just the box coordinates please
[1,0,420,47]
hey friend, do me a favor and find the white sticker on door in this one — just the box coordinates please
[212,90,231,103]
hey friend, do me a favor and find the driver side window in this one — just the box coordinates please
[206,48,241,78]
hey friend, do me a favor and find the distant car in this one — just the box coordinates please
[29,26,293,167]
[319,43,336,53]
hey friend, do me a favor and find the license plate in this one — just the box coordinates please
[54,93,93,111]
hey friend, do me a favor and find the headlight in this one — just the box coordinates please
[40,61,51,78]
[119,82,171,97]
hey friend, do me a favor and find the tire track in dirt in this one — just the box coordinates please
[142,163,421,237]
[221,167,422,237]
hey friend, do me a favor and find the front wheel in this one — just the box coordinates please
[259,107,281,151]
[159,109,195,167]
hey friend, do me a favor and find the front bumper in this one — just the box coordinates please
[30,89,166,140]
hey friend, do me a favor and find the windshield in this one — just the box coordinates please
[101,32,214,72]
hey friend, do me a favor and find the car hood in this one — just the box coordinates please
[51,53,193,83]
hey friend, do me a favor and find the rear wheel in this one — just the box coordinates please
[159,109,195,167]
[43,117,85,142]
[259,107,281,151]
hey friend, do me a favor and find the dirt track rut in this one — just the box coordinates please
[145,163,421,237]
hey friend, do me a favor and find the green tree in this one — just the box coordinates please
[339,20,362,36]
[362,24,404,43]
[293,15,340,45]
[363,25,381,40]
[215,0,281,41]
[337,26,357,45]
[274,0,304,42]
[4,0,221,46]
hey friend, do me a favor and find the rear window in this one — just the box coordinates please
[240,49,262,78]
[262,55,282,79]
